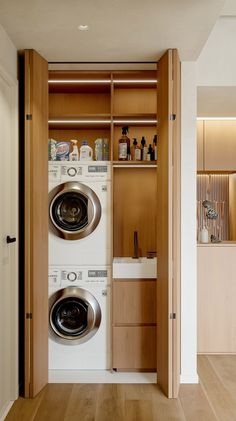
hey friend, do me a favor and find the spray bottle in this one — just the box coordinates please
[119,126,130,161]
[69,139,79,161]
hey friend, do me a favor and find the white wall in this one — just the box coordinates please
[197,17,236,86]
[0,24,18,421]
[0,25,17,81]
[180,62,198,383]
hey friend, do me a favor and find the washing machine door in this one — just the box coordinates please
[49,181,101,240]
[49,287,101,345]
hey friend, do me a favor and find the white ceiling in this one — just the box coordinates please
[0,0,224,63]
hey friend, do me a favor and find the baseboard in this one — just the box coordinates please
[49,370,156,384]
[180,373,199,384]
[0,400,14,421]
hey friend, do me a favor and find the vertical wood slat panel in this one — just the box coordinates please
[24,50,48,397]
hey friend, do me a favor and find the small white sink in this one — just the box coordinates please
[113,257,157,279]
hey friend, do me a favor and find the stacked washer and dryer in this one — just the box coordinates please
[48,161,111,370]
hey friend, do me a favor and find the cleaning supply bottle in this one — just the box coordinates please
[80,140,93,161]
[147,144,153,161]
[69,139,79,161]
[141,136,148,161]
[153,134,157,160]
[119,126,130,161]
[133,138,141,161]
[131,138,137,160]
[135,140,141,161]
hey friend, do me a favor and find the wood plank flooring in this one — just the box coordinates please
[6,356,236,421]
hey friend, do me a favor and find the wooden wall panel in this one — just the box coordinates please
[49,93,110,115]
[113,168,157,257]
[113,88,157,115]
[204,121,236,171]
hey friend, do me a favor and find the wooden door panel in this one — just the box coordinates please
[23,50,48,397]
[156,49,180,398]
[113,280,156,324]
[113,326,156,370]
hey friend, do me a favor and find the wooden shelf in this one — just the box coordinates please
[49,71,111,93]
[113,161,157,168]
[48,114,111,129]
[113,116,157,126]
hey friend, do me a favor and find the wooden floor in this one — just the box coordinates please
[6,355,236,421]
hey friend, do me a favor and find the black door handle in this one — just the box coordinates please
[6,236,16,244]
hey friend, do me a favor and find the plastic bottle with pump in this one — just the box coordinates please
[141,136,148,161]
[69,139,79,161]
[119,126,130,161]
[80,140,93,161]
[147,144,153,161]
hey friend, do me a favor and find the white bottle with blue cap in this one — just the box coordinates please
[80,140,93,161]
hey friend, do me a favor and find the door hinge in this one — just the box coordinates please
[26,312,32,319]
[170,114,176,121]
[26,114,32,120]
[170,313,176,319]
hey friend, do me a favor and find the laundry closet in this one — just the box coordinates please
[19,49,180,399]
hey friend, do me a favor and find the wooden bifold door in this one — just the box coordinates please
[20,49,180,398]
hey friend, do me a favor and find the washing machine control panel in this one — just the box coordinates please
[49,162,111,184]
[49,266,110,287]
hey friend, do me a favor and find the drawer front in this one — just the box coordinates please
[113,280,156,324]
[113,326,156,370]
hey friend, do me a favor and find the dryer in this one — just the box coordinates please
[48,162,111,266]
[48,265,110,370]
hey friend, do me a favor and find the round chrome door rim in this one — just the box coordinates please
[49,287,102,345]
[49,181,102,240]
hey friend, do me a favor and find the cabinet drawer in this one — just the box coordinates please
[113,280,156,324]
[113,326,156,370]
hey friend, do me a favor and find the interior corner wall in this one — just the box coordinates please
[180,61,198,384]
[197,17,236,86]
[0,24,17,81]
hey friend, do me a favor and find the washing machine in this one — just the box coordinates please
[48,162,111,266]
[48,265,110,370]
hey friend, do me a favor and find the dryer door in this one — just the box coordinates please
[49,287,101,345]
[49,181,101,240]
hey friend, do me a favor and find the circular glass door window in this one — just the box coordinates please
[51,297,88,336]
[49,182,101,240]
[49,287,102,345]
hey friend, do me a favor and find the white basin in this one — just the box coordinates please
[113,257,157,279]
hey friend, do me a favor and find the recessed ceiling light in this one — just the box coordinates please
[78,24,89,31]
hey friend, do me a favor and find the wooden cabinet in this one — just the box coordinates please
[197,120,236,171]
[112,280,156,370]
[198,245,236,353]
[21,48,181,398]
[113,326,156,370]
